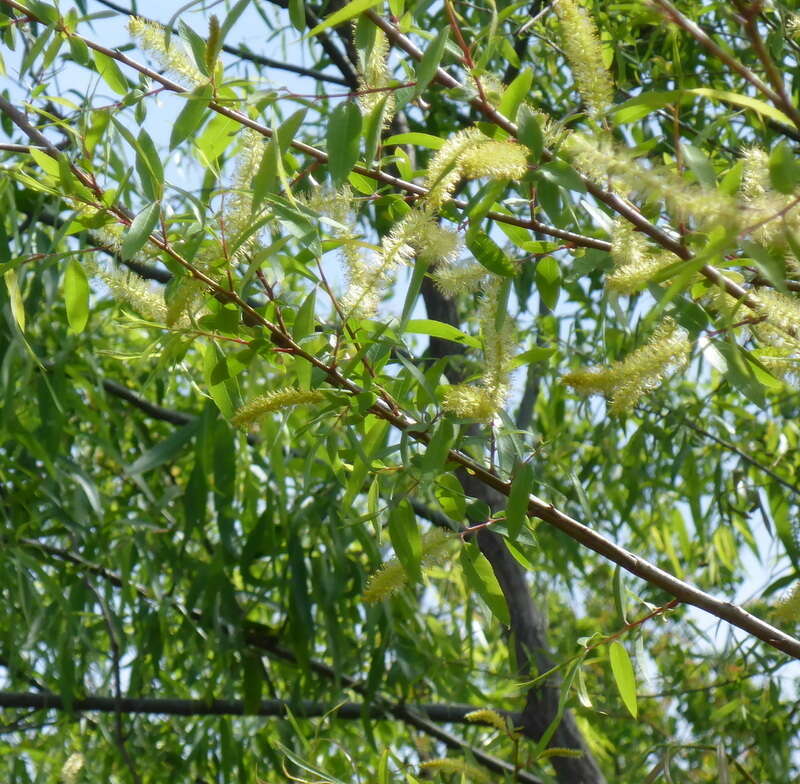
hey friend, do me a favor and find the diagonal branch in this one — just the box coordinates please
[2,88,798,661]
[0,0,609,252]
[91,0,353,87]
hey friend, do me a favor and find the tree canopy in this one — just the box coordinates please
[3,0,800,781]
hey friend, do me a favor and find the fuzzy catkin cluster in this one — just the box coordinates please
[563,318,691,414]
[127,17,206,87]
[566,132,739,230]
[554,0,614,116]
[438,275,516,421]
[356,28,395,127]
[424,128,528,211]
[607,219,677,294]
[86,260,170,324]
[340,207,462,318]
[231,388,326,428]
[362,528,455,603]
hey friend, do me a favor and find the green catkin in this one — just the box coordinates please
[607,219,678,294]
[563,317,691,414]
[223,129,266,257]
[231,388,326,428]
[773,582,800,623]
[363,528,455,603]
[127,17,206,87]
[340,209,461,319]
[440,276,515,421]
[356,29,395,128]
[424,129,528,211]
[554,0,614,116]
[87,261,169,324]
[420,759,493,784]
[465,709,512,734]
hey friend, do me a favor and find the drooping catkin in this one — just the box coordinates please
[425,129,528,211]
[440,276,516,421]
[607,219,677,294]
[363,528,455,602]
[128,17,206,87]
[87,260,169,324]
[554,0,614,116]
[563,317,691,414]
[356,28,395,127]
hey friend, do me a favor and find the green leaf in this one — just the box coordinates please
[420,419,456,474]
[129,419,201,474]
[741,239,787,293]
[499,68,532,120]
[460,547,510,625]
[383,132,444,150]
[505,460,533,540]
[414,27,449,98]
[135,129,165,200]
[307,0,383,37]
[170,85,211,149]
[289,0,306,30]
[466,228,516,277]
[537,160,586,193]
[388,499,422,583]
[91,49,127,95]
[121,202,161,261]
[29,146,59,178]
[516,104,543,161]
[3,269,25,332]
[609,641,638,719]
[64,259,89,333]
[686,87,793,128]
[404,319,481,348]
[681,142,716,187]
[327,101,362,185]
[769,142,800,195]
[535,256,561,311]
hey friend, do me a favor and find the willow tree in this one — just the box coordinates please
[3,0,800,781]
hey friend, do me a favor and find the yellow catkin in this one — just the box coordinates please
[465,709,510,734]
[567,132,740,231]
[754,288,800,345]
[127,17,206,87]
[432,262,487,298]
[357,29,395,127]
[554,0,614,115]
[420,759,492,784]
[440,276,516,421]
[563,317,691,414]
[773,582,800,623]
[87,261,169,323]
[223,129,266,256]
[607,219,677,294]
[231,388,325,428]
[363,528,455,603]
[61,753,85,784]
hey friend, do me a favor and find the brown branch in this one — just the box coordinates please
[4,95,798,664]
[90,0,352,87]
[364,9,764,311]
[0,0,607,252]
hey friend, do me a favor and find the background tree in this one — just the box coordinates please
[2,0,800,781]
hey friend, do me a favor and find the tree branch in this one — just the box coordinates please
[91,0,352,86]
[0,1,607,252]
[0,691,522,726]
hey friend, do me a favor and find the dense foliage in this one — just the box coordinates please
[3,0,800,781]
